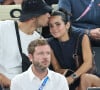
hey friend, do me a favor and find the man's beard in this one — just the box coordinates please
[33,62,49,73]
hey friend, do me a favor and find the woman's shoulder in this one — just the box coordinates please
[47,37,58,43]
[47,37,60,48]
[71,32,85,40]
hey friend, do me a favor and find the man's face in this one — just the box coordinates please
[32,45,51,72]
[36,13,51,27]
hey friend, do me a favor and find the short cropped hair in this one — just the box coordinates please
[28,39,49,54]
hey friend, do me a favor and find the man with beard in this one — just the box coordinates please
[10,39,69,90]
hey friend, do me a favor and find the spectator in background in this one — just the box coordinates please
[58,0,100,46]
[10,39,69,90]
[0,0,52,90]
[48,9,94,90]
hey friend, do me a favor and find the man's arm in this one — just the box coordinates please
[0,73,11,88]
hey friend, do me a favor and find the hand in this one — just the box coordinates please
[67,76,74,85]
[0,73,11,88]
[90,28,100,39]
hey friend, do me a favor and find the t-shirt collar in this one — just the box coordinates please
[28,65,52,81]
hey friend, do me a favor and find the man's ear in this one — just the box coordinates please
[28,54,33,62]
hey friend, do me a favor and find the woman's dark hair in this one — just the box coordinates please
[51,8,72,36]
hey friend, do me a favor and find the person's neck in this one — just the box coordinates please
[59,33,69,42]
[18,21,36,35]
[32,66,48,80]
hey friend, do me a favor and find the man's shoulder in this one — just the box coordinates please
[12,70,28,82]
[48,70,68,86]
[0,20,14,29]
[0,20,14,25]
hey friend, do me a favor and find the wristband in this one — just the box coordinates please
[71,73,78,80]
[85,30,91,37]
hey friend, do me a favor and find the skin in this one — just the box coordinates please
[90,28,100,39]
[79,74,100,90]
[36,13,51,28]
[49,16,69,41]
[13,0,23,4]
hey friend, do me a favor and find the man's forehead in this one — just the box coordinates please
[35,45,50,50]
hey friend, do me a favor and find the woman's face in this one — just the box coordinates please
[49,15,69,39]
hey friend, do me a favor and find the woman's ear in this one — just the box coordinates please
[66,22,70,30]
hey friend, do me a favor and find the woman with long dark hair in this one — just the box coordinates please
[48,9,95,90]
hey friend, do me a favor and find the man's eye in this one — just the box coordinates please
[56,23,60,26]
[38,52,43,55]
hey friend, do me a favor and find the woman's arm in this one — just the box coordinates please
[51,49,66,74]
[67,34,93,84]
[75,34,93,76]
